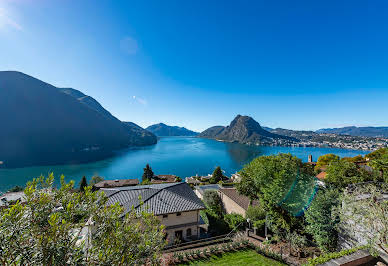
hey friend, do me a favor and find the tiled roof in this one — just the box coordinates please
[102,182,205,216]
[151,175,178,184]
[316,171,327,180]
[94,179,139,188]
[219,188,258,210]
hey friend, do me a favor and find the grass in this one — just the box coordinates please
[179,249,286,266]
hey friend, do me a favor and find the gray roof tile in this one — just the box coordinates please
[102,182,205,215]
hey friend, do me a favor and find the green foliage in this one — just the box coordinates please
[175,176,182,182]
[365,147,388,160]
[246,205,265,222]
[79,176,88,192]
[203,190,223,217]
[341,155,364,163]
[210,166,223,184]
[237,153,312,236]
[142,164,154,183]
[368,152,388,182]
[305,245,369,266]
[224,213,246,231]
[305,188,340,252]
[326,161,378,188]
[89,176,104,186]
[8,185,24,192]
[315,154,340,171]
[0,173,166,265]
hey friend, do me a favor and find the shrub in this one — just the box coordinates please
[224,213,246,231]
[246,205,266,222]
[305,246,369,266]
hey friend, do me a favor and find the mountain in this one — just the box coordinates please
[0,71,156,168]
[61,88,157,145]
[199,115,297,145]
[122,122,157,145]
[316,126,388,138]
[146,123,198,136]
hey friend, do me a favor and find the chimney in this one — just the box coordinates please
[308,155,313,163]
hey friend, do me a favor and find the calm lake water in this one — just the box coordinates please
[0,137,369,193]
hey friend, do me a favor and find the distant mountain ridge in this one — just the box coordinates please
[0,71,156,168]
[146,123,198,136]
[199,115,297,145]
[316,126,388,138]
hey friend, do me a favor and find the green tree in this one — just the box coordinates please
[236,153,312,236]
[315,154,340,171]
[79,176,88,192]
[203,190,223,217]
[224,213,246,231]
[365,147,388,161]
[341,155,364,163]
[245,205,266,222]
[305,188,340,252]
[142,164,154,183]
[210,166,223,184]
[326,161,378,188]
[0,174,166,265]
[369,153,388,182]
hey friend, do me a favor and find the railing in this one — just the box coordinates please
[164,233,234,252]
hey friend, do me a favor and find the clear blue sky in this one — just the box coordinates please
[1,0,388,132]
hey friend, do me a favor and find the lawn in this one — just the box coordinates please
[180,249,286,266]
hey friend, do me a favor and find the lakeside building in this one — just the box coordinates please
[151,174,180,184]
[101,182,207,245]
[219,188,259,217]
[93,178,139,189]
[0,191,25,208]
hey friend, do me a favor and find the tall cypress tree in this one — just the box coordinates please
[79,176,88,192]
[142,164,154,183]
[210,166,223,184]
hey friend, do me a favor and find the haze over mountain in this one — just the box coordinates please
[146,123,198,136]
[316,126,388,138]
[199,115,297,145]
[0,71,156,168]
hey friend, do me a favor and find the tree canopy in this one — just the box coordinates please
[305,188,340,252]
[0,174,166,265]
[236,153,316,235]
[315,154,340,171]
[210,166,223,184]
[142,164,154,183]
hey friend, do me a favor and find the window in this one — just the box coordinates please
[162,214,168,218]
[186,228,192,236]
[176,212,181,216]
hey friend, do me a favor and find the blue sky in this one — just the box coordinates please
[1,0,388,132]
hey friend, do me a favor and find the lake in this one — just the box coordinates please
[0,137,369,192]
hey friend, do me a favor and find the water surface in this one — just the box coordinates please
[0,137,369,192]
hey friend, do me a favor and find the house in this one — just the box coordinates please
[0,191,25,207]
[101,182,206,245]
[93,178,139,189]
[151,174,180,184]
[218,188,259,217]
[194,184,221,200]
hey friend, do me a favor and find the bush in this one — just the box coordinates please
[203,190,223,217]
[246,205,265,222]
[224,213,246,231]
[305,246,369,266]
